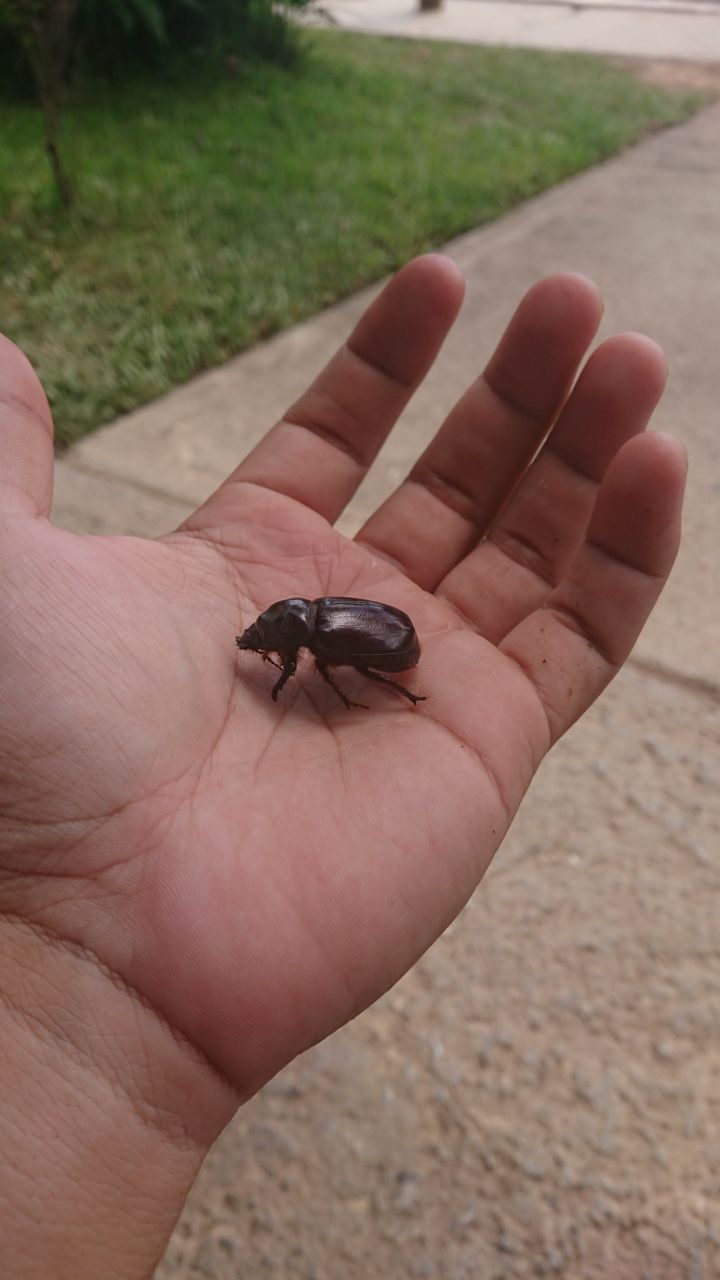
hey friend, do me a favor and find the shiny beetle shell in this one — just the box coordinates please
[236,596,425,710]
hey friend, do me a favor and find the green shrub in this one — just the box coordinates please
[0,0,308,99]
[75,0,309,73]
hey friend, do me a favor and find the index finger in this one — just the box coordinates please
[185,255,465,533]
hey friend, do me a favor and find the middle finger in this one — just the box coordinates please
[439,331,667,643]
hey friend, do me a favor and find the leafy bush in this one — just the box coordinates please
[75,0,310,73]
[0,0,308,99]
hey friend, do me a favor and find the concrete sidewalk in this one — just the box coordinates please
[304,0,720,62]
[52,95,720,1280]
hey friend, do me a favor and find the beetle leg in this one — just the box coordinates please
[261,651,283,670]
[359,667,427,705]
[271,653,297,701]
[316,663,369,711]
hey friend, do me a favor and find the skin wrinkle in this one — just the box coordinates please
[5,740,201,836]
[7,621,214,830]
[331,718,353,800]
[352,533,408,576]
[14,878,129,937]
[1,787,152,845]
[279,331,419,472]
[396,380,591,561]
[2,850,148,950]
[249,338,417,500]
[502,590,624,745]
[426,712,514,838]
[0,485,36,515]
[2,980,201,1156]
[0,742,214,893]
[0,510,49,540]
[406,464,492,529]
[482,365,560,434]
[497,645,556,749]
[274,753,423,1029]
[222,767,361,1037]
[434,589,488,635]
[315,551,369,600]
[250,699,299,784]
[281,405,368,472]
[185,682,234,801]
[180,488,335,575]
[544,433,607,486]
[344,334,419,395]
[359,567,431,607]
[9,640,147,755]
[1,836,102,887]
[290,867,360,1028]
[543,600,620,669]
[0,961,106,1086]
[0,391,52,434]
[0,910,240,1131]
[515,439,599,516]
[0,791,135,858]
[585,531,668,583]
[174,533,272,610]
[229,715,440,1028]
[488,525,563,592]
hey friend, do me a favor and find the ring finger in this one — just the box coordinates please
[438,331,667,642]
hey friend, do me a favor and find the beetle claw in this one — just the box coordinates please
[315,662,367,710]
[261,651,283,670]
[360,667,427,706]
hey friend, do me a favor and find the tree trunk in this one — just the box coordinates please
[8,0,79,209]
[35,64,75,209]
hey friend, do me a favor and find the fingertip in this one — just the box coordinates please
[524,271,604,331]
[409,251,465,288]
[350,253,466,387]
[645,431,689,530]
[613,428,687,488]
[485,271,604,409]
[618,330,667,372]
[649,429,688,476]
[551,269,604,305]
[397,252,466,320]
[605,333,669,406]
[568,332,669,433]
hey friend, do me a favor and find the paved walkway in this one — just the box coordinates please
[304,0,720,61]
[50,33,720,1280]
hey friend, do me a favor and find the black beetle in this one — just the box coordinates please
[235,597,426,710]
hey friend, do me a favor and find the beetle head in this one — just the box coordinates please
[237,598,315,654]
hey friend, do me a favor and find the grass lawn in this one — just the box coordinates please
[0,32,704,447]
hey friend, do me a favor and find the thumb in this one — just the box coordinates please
[0,334,54,518]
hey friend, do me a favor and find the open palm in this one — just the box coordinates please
[0,256,684,1101]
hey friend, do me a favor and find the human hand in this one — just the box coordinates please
[0,256,684,1275]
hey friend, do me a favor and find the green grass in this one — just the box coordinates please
[0,33,703,446]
